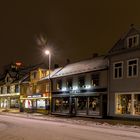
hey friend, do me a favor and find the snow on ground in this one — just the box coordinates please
[0,112,140,132]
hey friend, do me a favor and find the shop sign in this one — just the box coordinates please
[27,94,42,98]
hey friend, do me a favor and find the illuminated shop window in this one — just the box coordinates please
[116,93,140,115]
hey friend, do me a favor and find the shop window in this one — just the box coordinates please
[113,62,123,79]
[62,97,69,113]
[134,94,140,115]
[56,80,62,90]
[91,74,99,86]
[77,97,87,114]
[37,99,46,109]
[127,59,138,77]
[127,35,139,48]
[66,78,73,89]
[116,94,131,114]
[78,76,85,88]
[88,97,100,115]
[54,98,62,112]
[10,99,19,108]
[53,97,69,113]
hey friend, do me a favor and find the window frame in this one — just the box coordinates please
[113,61,123,79]
[127,58,138,78]
[127,34,139,48]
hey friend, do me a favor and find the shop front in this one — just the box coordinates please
[115,92,140,117]
[52,92,107,117]
[52,95,70,114]
[20,94,50,114]
[0,93,20,111]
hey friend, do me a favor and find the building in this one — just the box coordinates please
[108,25,140,118]
[20,67,51,114]
[51,56,108,118]
[0,63,24,111]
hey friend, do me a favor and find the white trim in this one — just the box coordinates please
[127,58,138,78]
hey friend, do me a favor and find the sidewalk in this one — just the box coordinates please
[1,110,140,131]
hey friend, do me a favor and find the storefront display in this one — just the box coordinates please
[37,99,45,109]
[115,93,140,115]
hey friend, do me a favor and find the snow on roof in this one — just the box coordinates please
[52,56,108,78]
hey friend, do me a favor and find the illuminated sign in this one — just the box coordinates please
[27,95,42,98]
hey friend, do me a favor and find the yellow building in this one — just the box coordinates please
[20,68,51,114]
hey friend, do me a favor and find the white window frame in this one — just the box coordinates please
[127,58,138,78]
[127,34,139,48]
[113,61,123,79]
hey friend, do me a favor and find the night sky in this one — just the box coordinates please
[0,0,140,71]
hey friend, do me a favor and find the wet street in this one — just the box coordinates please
[0,115,140,140]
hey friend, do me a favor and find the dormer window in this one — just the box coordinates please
[127,35,139,48]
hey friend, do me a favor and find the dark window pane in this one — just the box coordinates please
[128,66,132,76]
[133,65,137,76]
[128,38,132,47]
[119,68,122,77]
[78,77,85,88]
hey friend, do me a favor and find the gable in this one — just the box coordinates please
[108,27,140,54]
[5,73,13,84]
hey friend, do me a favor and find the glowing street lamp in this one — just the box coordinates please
[45,50,51,113]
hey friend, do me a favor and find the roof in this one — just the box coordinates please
[108,26,140,54]
[52,56,108,78]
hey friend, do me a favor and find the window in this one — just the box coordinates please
[78,76,85,88]
[91,74,99,86]
[127,59,138,77]
[7,86,10,93]
[1,87,3,94]
[116,93,140,116]
[113,62,123,79]
[115,94,131,114]
[15,85,19,93]
[66,78,73,89]
[56,80,62,90]
[127,35,139,48]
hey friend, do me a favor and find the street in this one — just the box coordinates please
[0,115,140,140]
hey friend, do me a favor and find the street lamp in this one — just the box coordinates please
[45,50,51,113]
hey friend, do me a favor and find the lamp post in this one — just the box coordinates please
[45,50,51,113]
